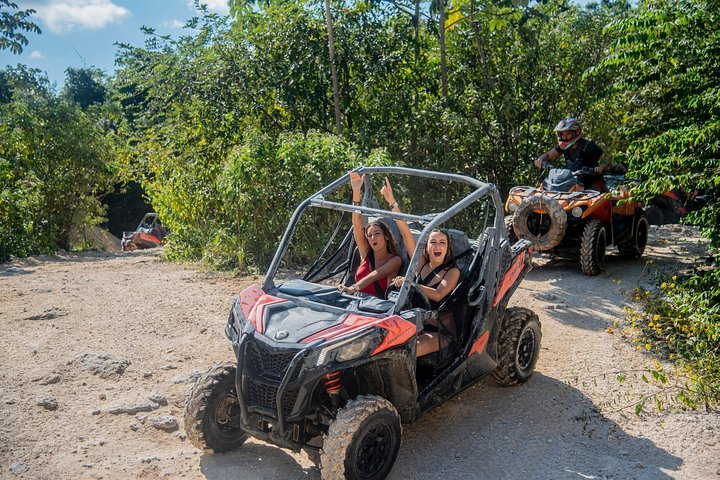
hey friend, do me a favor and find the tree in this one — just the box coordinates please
[63,67,107,110]
[0,66,115,255]
[0,0,41,54]
[593,0,720,246]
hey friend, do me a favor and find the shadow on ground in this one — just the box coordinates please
[198,374,681,480]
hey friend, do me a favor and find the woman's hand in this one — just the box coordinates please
[349,172,364,193]
[338,283,360,294]
[381,177,396,205]
[392,276,404,288]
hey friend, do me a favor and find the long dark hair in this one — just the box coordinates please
[423,228,456,270]
[365,220,401,257]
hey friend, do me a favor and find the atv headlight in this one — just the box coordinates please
[508,200,519,212]
[571,206,584,218]
[315,329,384,366]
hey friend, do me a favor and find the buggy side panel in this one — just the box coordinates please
[492,247,531,307]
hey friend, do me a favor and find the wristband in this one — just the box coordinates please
[388,201,398,209]
[352,200,361,206]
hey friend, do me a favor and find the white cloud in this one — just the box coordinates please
[161,19,187,29]
[187,0,230,16]
[30,50,46,59]
[32,0,131,34]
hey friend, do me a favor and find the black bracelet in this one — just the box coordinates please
[352,200,361,206]
[388,201,398,209]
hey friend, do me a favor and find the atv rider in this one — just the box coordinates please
[534,117,609,192]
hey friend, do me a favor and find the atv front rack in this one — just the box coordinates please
[509,185,603,201]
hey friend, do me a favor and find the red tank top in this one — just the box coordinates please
[355,255,389,297]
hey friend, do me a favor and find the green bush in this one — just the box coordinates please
[627,267,720,410]
[154,130,389,272]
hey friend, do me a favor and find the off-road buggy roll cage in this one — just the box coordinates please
[263,166,507,315]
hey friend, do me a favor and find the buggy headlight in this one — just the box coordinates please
[225,298,246,341]
[315,329,385,366]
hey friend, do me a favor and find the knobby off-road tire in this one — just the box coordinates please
[512,195,567,251]
[504,215,518,245]
[320,395,402,480]
[579,219,607,276]
[617,212,649,259]
[184,361,248,454]
[493,307,542,386]
[645,206,665,226]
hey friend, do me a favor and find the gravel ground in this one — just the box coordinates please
[1,224,718,480]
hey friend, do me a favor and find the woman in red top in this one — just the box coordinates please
[338,172,402,297]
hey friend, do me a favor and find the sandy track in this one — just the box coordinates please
[1,225,718,479]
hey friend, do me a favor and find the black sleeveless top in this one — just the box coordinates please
[415,262,450,310]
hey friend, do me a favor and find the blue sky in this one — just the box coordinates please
[1,1,230,89]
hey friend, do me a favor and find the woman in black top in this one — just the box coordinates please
[381,178,460,356]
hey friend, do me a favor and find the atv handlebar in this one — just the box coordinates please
[572,166,597,176]
[542,163,596,176]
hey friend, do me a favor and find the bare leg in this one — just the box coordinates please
[417,332,440,357]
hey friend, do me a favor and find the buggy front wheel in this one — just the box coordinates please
[184,361,248,453]
[321,395,402,480]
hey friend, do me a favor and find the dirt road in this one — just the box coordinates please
[1,225,718,479]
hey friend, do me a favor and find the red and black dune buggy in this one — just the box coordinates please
[120,213,168,252]
[184,166,540,480]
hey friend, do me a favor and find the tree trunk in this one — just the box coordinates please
[438,0,450,162]
[324,0,343,135]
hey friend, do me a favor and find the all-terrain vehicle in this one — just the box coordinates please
[505,166,648,275]
[120,213,168,251]
[184,166,540,480]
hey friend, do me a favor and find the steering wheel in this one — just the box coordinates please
[407,283,432,311]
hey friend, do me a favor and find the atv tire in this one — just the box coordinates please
[645,206,665,226]
[579,219,607,276]
[618,212,649,259]
[321,395,401,480]
[493,307,541,386]
[512,195,567,251]
[504,215,518,245]
[184,361,248,454]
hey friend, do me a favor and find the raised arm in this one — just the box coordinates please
[381,177,416,255]
[349,172,369,259]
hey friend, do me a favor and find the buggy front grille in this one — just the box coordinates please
[246,379,299,417]
[245,340,300,382]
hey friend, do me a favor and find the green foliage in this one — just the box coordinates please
[624,271,720,410]
[590,0,720,410]
[594,0,720,247]
[63,67,107,110]
[0,66,116,259]
[0,0,41,54]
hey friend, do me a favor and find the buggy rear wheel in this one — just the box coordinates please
[512,195,567,251]
[504,215,518,245]
[184,361,248,453]
[493,307,541,386]
[321,395,401,480]
[618,212,649,259]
